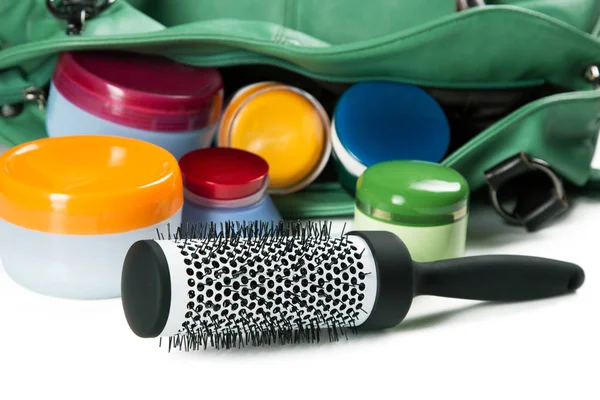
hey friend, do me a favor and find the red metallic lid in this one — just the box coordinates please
[52,51,224,132]
[179,148,270,200]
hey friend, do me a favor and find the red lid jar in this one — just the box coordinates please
[52,51,224,132]
[179,147,270,203]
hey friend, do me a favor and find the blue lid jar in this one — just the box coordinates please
[331,81,450,195]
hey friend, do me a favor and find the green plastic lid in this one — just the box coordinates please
[355,160,469,227]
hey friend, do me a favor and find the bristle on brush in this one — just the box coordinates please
[130,221,373,350]
[156,220,335,242]
[123,221,585,351]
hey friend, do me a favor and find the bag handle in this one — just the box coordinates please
[484,152,569,232]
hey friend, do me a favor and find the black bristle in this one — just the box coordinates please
[160,220,363,350]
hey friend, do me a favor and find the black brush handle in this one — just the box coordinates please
[414,255,585,301]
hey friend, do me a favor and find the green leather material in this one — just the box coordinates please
[125,0,459,43]
[1,1,600,90]
[127,0,600,38]
[129,0,600,36]
[272,182,355,219]
[1,0,599,218]
[443,90,600,189]
[488,0,600,34]
[0,103,46,147]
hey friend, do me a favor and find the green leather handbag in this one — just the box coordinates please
[1,0,599,230]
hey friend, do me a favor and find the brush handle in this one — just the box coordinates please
[415,255,585,301]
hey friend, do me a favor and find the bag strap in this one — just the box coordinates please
[484,152,569,232]
[484,149,600,232]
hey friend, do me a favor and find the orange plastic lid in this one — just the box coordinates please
[0,136,183,235]
[218,84,331,194]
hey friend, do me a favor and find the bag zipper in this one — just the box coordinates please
[0,86,47,118]
[585,65,600,88]
[46,0,116,35]
[1,83,46,103]
[22,86,47,110]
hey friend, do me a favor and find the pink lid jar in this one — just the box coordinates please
[46,51,224,160]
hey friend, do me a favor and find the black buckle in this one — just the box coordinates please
[484,152,568,232]
[46,0,115,35]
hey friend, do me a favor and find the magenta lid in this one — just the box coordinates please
[52,51,224,132]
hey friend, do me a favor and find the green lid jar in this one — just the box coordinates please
[354,160,469,262]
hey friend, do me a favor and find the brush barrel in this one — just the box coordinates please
[121,231,412,344]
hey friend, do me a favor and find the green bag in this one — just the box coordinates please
[1,0,599,228]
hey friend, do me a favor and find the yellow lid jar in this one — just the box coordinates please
[218,82,331,194]
[0,136,183,299]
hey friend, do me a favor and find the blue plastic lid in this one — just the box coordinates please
[333,82,450,167]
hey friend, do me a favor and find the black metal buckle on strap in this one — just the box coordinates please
[484,152,569,232]
[46,0,115,35]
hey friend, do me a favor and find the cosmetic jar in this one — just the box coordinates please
[0,136,183,299]
[46,51,224,160]
[179,147,282,228]
[354,160,469,262]
[218,82,331,194]
[332,81,450,195]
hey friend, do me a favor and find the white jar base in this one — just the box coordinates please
[0,209,181,300]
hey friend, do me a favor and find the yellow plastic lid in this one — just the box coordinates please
[218,82,278,139]
[218,84,331,194]
[0,136,183,235]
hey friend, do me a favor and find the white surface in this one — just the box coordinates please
[0,210,182,300]
[1,163,599,400]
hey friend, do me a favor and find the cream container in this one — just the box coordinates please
[0,135,183,299]
[354,160,469,262]
[217,82,331,194]
[331,81,450,196]
[46,51,224,161]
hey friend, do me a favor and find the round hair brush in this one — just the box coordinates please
[121,222,584,350]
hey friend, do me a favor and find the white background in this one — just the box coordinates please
[0,149,598,400]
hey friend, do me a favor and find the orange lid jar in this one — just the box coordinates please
[0,135,183,299]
